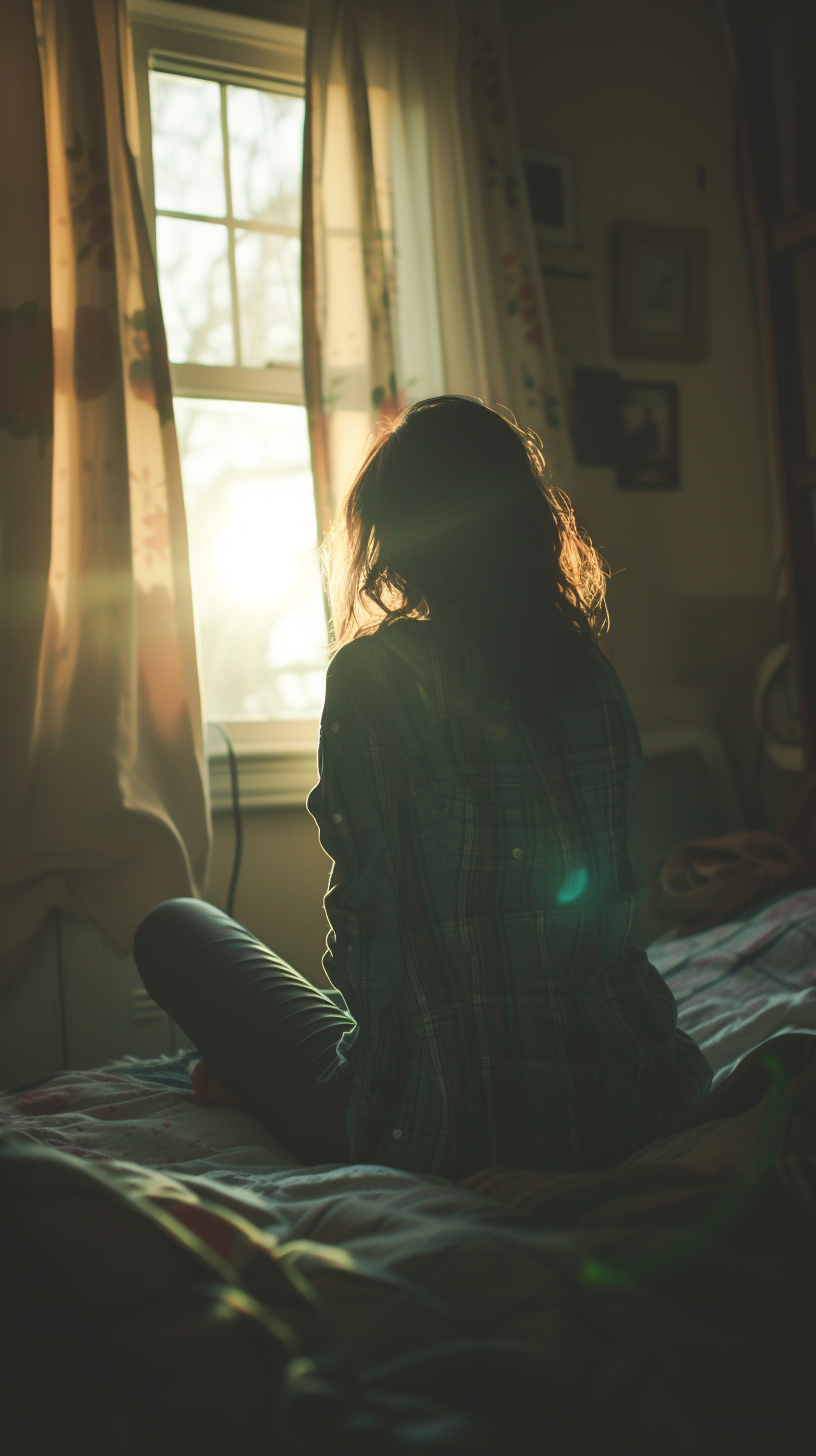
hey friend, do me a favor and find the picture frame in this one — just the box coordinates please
[523,149,578,249]
[617,380,679,490]
[611,222,709,361]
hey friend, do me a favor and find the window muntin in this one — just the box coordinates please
[148,69,304,372]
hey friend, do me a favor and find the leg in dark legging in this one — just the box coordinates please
[134,898,354,1165]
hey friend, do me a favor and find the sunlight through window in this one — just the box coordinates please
[174,400,326,720]
[147,59,324,721]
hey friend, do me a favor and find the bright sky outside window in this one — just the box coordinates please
[148,67,326,720]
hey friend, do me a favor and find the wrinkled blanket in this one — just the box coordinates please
[649,887,816,1081]
[2,889,816,1452]
[2,1075,814,1454]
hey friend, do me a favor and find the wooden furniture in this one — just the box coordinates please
[725,1,816,785]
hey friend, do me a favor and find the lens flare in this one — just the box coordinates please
[556,867,588,904]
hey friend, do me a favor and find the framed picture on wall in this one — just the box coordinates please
[617,381,679,489]
[524,150,578,248]
[611,222,709,361]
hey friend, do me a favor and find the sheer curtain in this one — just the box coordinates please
[302,0,572,530]
[0,0,209,978]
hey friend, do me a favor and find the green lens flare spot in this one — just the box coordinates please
[581,1259,627,1287]
[556,867,588,904]
[582,1260,609,1284]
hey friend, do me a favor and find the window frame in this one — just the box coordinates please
[128,1,320,804]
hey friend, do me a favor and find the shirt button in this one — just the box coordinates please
[331,721,341,733]
[332,812,343,824]
[512,847,523,860]
[392,1128,402,1140]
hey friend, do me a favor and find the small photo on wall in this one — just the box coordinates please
[611,222,709,361]
[617,381,679,489]
[524,150,578,249]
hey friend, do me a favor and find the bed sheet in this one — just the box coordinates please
[650,887,816,1082]
[0,1063,303,1185]
[3,891,815,1452]
[4,1135,813,1456]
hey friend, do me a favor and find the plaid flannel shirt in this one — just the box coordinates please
[307,619,711,1177]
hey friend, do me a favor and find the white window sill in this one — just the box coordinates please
[207,720,319,812]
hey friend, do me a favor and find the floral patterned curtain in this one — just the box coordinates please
[302,0,572,532]
[0,0,210,978]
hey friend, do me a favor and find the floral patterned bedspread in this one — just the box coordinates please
[0,1062,303,1185]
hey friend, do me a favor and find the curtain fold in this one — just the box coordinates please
[302,0,573,530]
[0,0,210,978]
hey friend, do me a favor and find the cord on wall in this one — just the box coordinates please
[208,722,243,920]
[54,908,70,1072]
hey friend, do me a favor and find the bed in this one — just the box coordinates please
[2,889,815,1453]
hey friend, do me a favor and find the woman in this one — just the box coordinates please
[135,397,711,1176]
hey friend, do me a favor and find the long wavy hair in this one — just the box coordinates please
[324,396,608,716]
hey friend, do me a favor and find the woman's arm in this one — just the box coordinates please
[307,644,406,1017]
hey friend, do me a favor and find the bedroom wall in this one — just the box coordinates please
[207,807,332,986]
[208,0,790,975]
[0,0,792,1085]
[0,809,332,1088]
[504,0,788,819]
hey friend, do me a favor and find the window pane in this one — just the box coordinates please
[149,71,226,218]
[174,398,327,720]
[234,229,301,366]
[156,217,233,364]
[227,87,304,226]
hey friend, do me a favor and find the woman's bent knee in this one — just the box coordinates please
[133,897,207,1003]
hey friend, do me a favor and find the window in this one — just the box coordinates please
[130,3,326,773]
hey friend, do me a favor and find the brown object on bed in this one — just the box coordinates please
[649,831,813,934]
